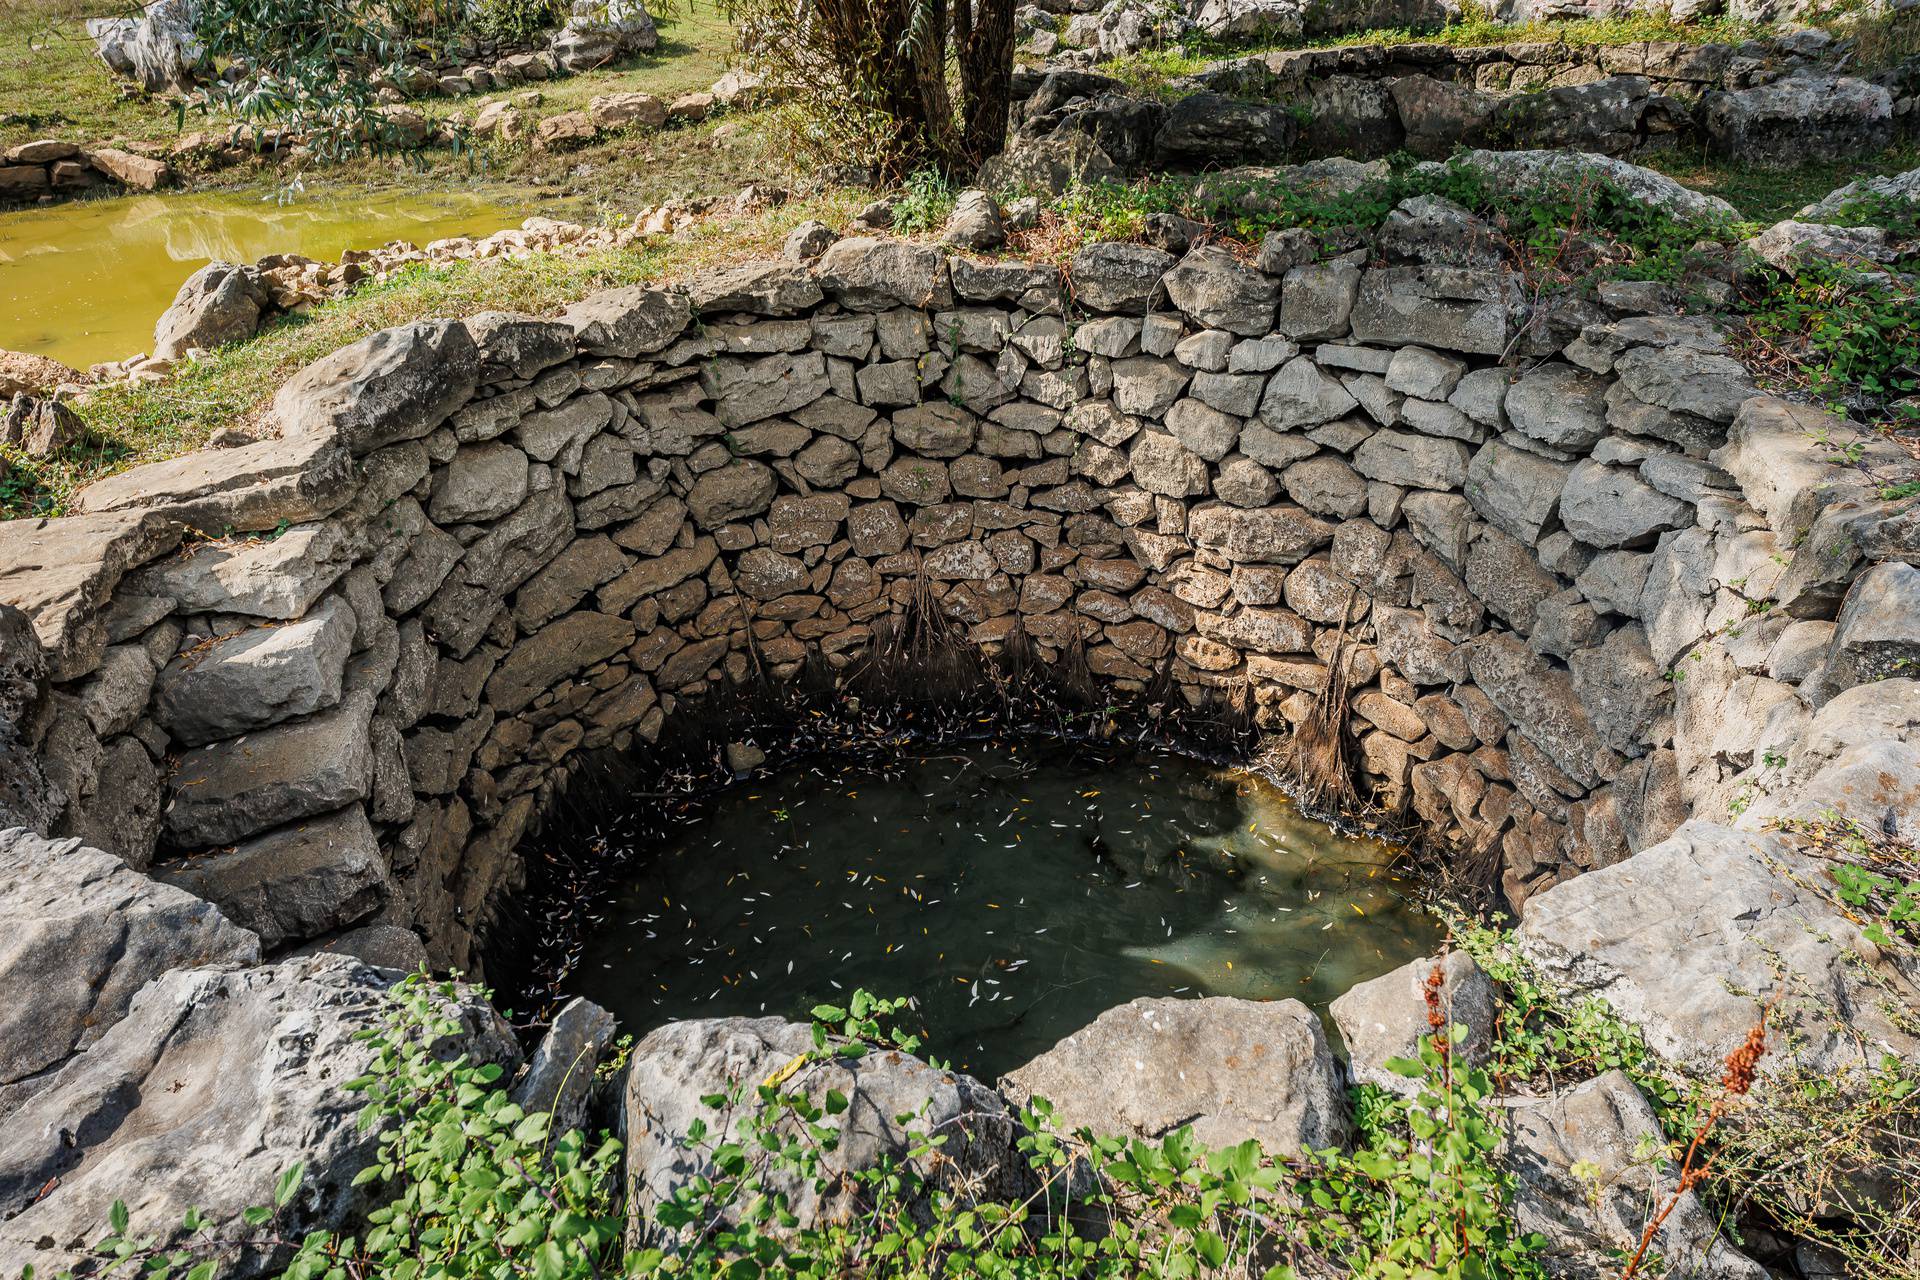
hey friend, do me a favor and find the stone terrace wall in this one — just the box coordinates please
[1001,38,1909,176]
[2,208,1916,993]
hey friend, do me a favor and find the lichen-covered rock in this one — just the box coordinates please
[1798,166,1920,221]
[1703,74,1894,167]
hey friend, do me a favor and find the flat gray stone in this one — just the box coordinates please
[163,691,375,848]
[157,805,388,950]
[72,433,355,534]
[153,595,356,747]
[126,522,356,620]
[561,286,692,357]
[1559,460,1691,549]
[274,319,479,455]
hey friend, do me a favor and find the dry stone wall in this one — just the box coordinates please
[2,209,1916,983]
[0,140,173,204]
[1003,35,1912,178]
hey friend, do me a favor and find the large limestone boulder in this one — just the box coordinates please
[998,996,1349,1155]
[1738,679,1920,843]
[1152,92,1295,170]
[1516,821,1919,1081]
[552,0,659,73]
[1439,150,1737,224]
[561,286,691,357]
[1506,1071,1766,1280]
[814,238,954,312]
[0,956,516,1276]
[623,1017,1026,1245]
[86,0,204,93]
[1817,563,1920,699]
[0,828,259,1115]
[152,261,268,362]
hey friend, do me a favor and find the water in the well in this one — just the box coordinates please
[0,188,516,368]
[563,742,1440,1078]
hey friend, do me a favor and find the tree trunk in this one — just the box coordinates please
[955,0,1015,165]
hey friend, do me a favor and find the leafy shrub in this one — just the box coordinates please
[1443,910,1682,1119]
[1740,261,1920,425]
[45,980,1548,1280]
[190,0,463,159]
[469,0,570,44]
[890,167,960,235]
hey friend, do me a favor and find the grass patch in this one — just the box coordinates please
[1640,144,1920,223]
[0,0,185,148]
[2,189,864,518]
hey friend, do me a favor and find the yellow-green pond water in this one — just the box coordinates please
[0,189,518,370]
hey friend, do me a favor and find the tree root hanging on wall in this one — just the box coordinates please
[1273,589,1359,815]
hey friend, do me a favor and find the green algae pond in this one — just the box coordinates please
[0,188,518,369]
[560,742,1440,1078]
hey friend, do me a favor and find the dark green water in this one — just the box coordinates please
[565,743,1439,1078]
